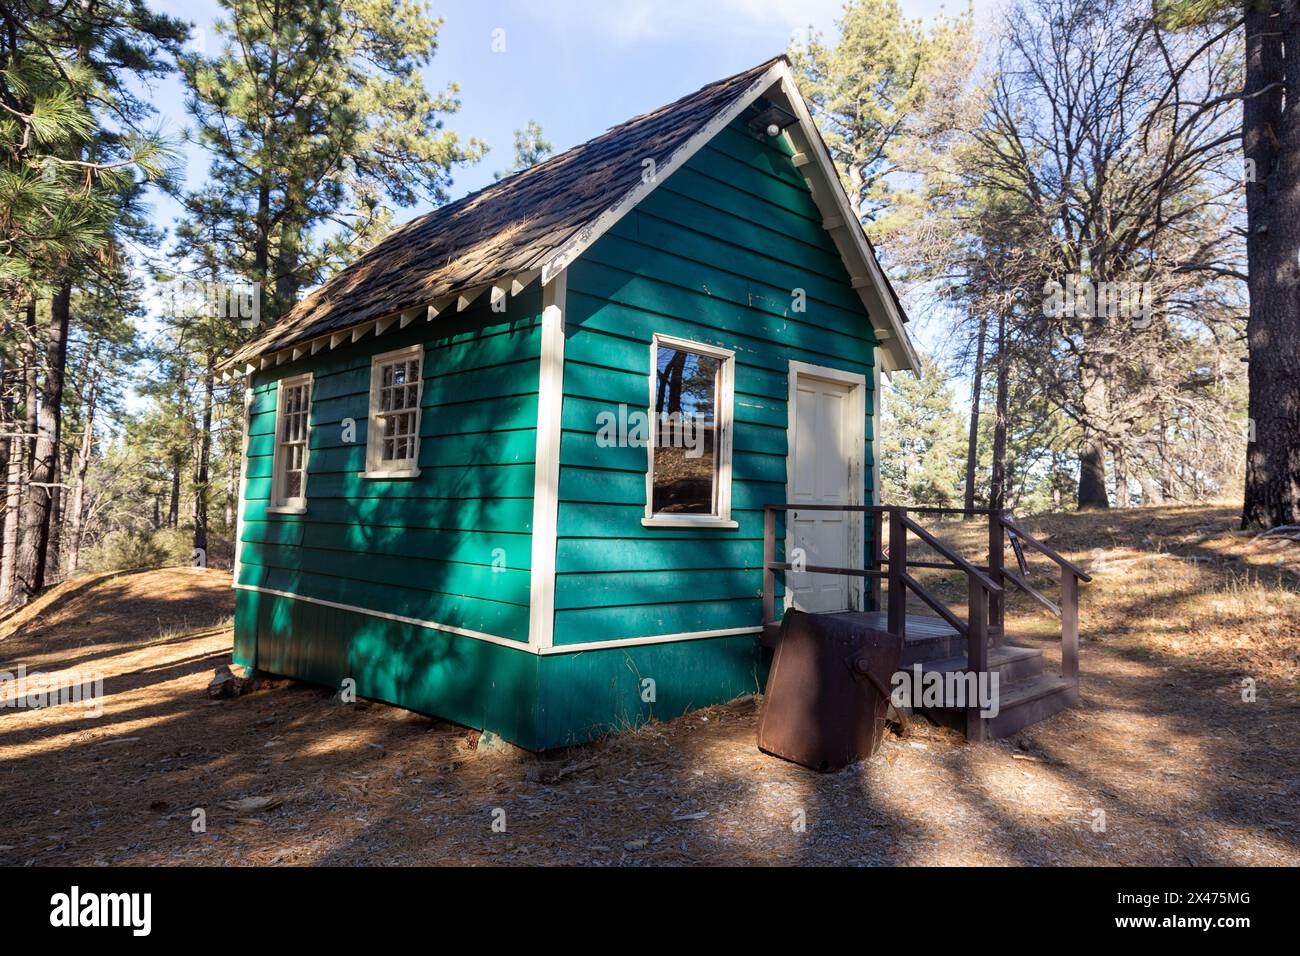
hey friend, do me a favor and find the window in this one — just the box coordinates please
[365,345,424,478]
[643,335,735,527]
[270,374,312,512]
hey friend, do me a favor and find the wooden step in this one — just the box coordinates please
[919,644,1044,683]
[981,675,1077,739]
[914,670,1076,739]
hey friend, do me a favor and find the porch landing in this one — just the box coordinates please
[761,611,958,655]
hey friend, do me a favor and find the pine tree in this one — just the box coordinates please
[879,355,967,507]
[179,0,485,324]
[494,121,552,180]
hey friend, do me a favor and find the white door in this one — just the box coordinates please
[787,371,860,613]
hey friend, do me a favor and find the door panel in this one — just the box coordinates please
[787,375,854,613]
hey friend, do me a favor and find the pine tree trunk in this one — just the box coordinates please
[1112,444,1129,508]
[63,380,96,576]
[16,282,71,602]
[1078,347,1111,509]
[225,433,237,531]
[0,433,17,604]
[1242,4,1300,530]
[193,356,214,560]
[0,340,12,604]
[964,314,987,518]
[47,447,67,582]
[0,297,37,604]
[169,455,181,529]
[990,312,1009,513]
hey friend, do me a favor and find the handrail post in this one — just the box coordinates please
[966,576,988,742]
[888,507,907,642]
[1061,568,1079,685]
[870,509,884,612]
[988,512,1005,643]
[762,506,775,627]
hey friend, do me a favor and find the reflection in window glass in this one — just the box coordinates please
[652,346,719,515]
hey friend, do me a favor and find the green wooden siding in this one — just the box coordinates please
[235,588,543,747]
[552,118,877,644]
[536,636,767,748]
[237,291,544,644]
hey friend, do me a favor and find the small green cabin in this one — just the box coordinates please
[223,56,920,750]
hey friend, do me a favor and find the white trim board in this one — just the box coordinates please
[232,583,759,656]
[871,363,883,506]
[231,384,254,588]
[539,63,785,286]
[774,67,921,374]
[528,269,567,650]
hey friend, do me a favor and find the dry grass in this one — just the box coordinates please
[0,505,1296,866]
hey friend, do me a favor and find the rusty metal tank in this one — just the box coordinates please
[757,609,904,771]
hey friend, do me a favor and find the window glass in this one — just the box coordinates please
[371,352,421,469]
[274,379,311,506]
[652,346,719,515]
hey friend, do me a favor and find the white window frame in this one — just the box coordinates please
[642,333,736,529]
[362,344,425,479]
[268,372,313,514]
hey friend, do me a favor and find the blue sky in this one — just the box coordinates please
[146,0,989,221]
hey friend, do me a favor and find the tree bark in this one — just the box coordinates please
[15,282,71,601]
[990,311,1009,513]
[169,454,181,529]
[1242,4,1300,530]
[0,337,11,603]
[63,378,96,576]
[0,296,37,603]
[1112,444,1129,508]
[193,355,214,560]
[0,299,37,600]
[963,314,988,518]
[1077,341,1111,509]
[47,443,69,581]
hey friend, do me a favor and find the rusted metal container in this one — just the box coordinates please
[757,609,903,772]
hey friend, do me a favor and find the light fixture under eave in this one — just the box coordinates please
[746,98,797,139]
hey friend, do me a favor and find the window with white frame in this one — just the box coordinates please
[365,345,424,477]
[644,335,735,525]
[271,374,312,511]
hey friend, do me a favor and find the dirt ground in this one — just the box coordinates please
[0,504,1296,866]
